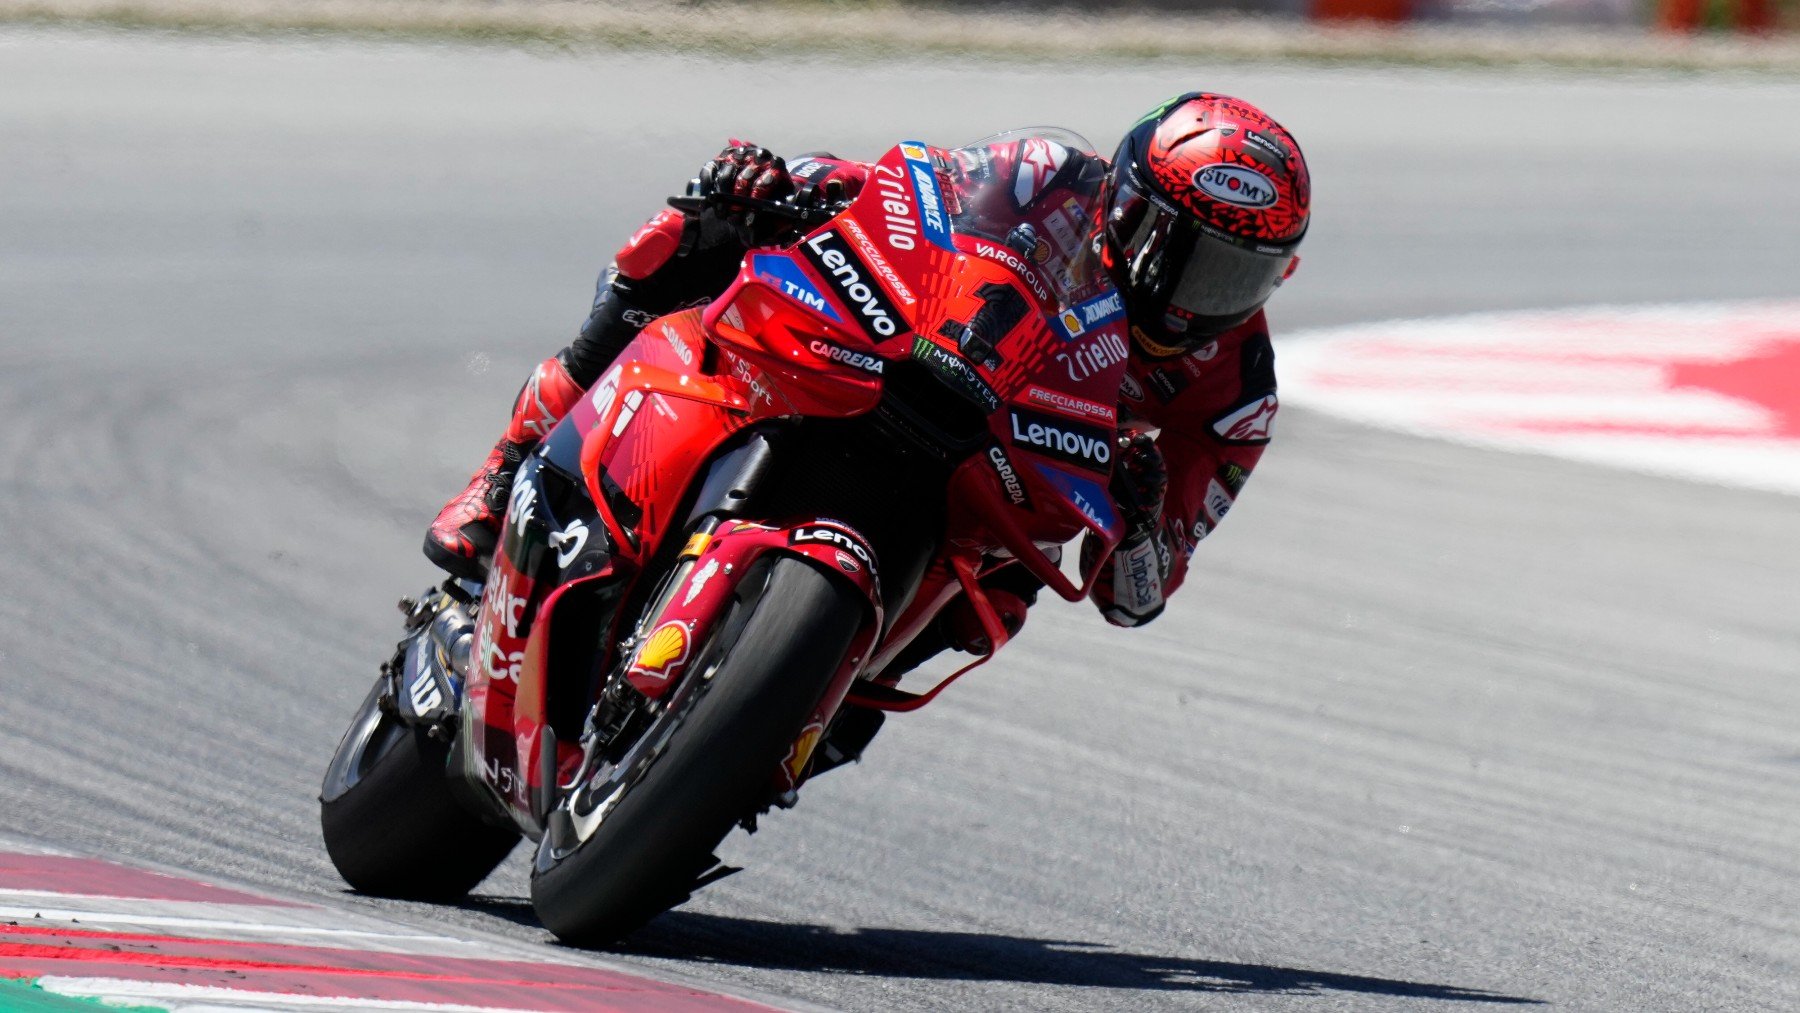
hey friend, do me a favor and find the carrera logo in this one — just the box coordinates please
[987,445,1031,508]
[800,231,904,341]
[1213,393,1278,444]
[1009,408,1113,471]
[790,524,877,574]
[1193,163,1278,209]
[808,337,885,374]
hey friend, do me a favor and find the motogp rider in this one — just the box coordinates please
[425,92,1310,675]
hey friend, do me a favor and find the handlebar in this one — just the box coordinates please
[666,192,838,232]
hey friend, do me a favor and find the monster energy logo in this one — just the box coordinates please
[911,338,1000,413]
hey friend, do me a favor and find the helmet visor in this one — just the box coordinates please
[1166,225,1293,318]
[1111,168,1297,328]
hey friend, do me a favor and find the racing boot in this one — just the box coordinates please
[424,356,585,581]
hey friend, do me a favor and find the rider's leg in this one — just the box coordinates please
[422,208,755,579]
[421,354,586,581]
[421,269,651,580]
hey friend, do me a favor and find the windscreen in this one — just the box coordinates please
[942,127,1111,312]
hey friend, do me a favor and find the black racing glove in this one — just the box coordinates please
[698,141,795,203]
[686,140,798,249]
[1112,432,1169,540]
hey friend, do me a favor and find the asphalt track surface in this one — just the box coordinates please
[4,27,1799,1011]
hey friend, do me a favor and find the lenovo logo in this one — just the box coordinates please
[801,231,904,341]
[1008,408,1113,472]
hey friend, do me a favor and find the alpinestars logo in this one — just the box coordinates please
[1008,407,1113,472]
[1212,393,1278,444]
[800,231,904,341]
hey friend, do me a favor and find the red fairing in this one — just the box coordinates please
[621,519,882,702]
[614,208,686,281]
[1118,309,1277,598]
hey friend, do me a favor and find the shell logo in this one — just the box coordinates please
[783,721,826,783]
[629,621,690,681]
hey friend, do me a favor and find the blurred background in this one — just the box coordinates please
[2,2,1797,1011]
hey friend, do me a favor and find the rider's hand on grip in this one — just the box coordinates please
[1084,432,1170,628]
[685,141,797,249]
[698,141,794,202]
[1111,431,1168,541]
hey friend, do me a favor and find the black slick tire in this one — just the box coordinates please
[530,556,863,944]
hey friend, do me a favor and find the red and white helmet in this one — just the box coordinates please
[1104,92,1310,357]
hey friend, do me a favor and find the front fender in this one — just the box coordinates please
[622,518,883,702]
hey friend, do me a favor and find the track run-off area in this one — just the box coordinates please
[3,27,1798,1012]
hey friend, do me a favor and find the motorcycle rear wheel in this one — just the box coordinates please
[530,555,863,944]
[320,678,519,899]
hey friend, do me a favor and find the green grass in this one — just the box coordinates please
[0,977,169,1013]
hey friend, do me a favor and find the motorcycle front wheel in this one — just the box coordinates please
[530,555,864,944]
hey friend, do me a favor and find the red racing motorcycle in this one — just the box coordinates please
[321,131,1132,943]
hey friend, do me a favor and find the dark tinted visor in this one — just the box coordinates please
[1113,170,1296,322]
[1166,225,1292,318]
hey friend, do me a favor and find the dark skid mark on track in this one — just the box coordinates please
[453,898,1537,1003]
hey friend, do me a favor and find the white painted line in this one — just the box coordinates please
[1281,300,1800,495]
[38,977,531,1013]
[0,904,454,942]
